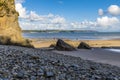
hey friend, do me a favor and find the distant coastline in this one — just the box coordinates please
[22,30,98,33]
[22,30,120,40]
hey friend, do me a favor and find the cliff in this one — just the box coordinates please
[0,0,33,47]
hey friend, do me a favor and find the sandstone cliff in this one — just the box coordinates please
[0,0,33,47]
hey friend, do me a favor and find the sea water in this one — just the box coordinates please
[22,31,120,40]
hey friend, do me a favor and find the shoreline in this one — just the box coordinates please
[53,48,120,67]
[30,38,120,67]
[29,38,120,48]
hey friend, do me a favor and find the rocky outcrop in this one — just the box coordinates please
[78,42,91,49]
[55,39,76,51]
[0,0,33,47]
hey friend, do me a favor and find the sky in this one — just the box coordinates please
[15,0,120,32]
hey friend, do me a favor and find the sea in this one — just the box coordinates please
[22,31,120,40]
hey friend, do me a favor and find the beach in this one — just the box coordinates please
[31,39,120,66]
[0,0,120,79]
[1,31,120,79]
[0,38,120,79]
[0,45,120,79]
[31,39,120,48]
[53,48,120,67]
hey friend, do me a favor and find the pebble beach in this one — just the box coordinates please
[0,45,120,80]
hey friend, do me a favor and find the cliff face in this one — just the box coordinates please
[0,0,33,47]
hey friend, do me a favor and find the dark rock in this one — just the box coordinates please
[30,55,40,60]
[37,69,44,76]
[30,76,36,80]
[68,64,79,71]
[55,39,76,51]
[13,72,25,79]
[49,44,55,48]
[58,73,66,80]
[44,71,54,78]
[78,42,91,49]
[101,46,112,49]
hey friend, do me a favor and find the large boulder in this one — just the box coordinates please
[0,0,33,47]
[77,42,91,49]
[55,39,76,51]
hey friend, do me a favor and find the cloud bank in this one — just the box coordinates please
[15,0,120,32]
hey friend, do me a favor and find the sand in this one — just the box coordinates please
[0,38,120,79]
[30,39,120,67]
[53,48,120,67]
[31,39,120,48]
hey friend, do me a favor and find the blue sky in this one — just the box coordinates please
[15,0,120,32]
[23,0,119,21]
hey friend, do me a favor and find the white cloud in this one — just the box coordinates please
[99,5,120,16]
[50,16,66,24]
[98,9,104,16]
[15,3,28,18]
[19,16,120,31]
[15,1,120,32]
[97,16,119,27]
[108,5,120,16]
[29,11,45,21]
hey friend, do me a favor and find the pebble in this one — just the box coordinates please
[0,45,119,79]
[44,71,54,78]
[13,71,25,79]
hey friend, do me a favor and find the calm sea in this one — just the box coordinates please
[22,31,120,40]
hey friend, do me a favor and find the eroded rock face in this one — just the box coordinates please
[0,0,33,47]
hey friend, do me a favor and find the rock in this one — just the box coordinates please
[30,55,40,60]
[55,39,76,51]
[13,71,25,79]
[49,44,55,48]
[58,73,66,80]
[44,71,54,78]
[68,64,79,71]
[69,64,79,69]
[0,0,33,47]
[101,46,112,49]
[37,69,44,76]
[0,45,120,79]
[77,42,91,49]
[30,76,36,80]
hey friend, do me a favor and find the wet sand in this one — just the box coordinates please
[53,48,120,67]
[30,39,120,67]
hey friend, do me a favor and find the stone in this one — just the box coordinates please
[55,39,76,51]
[30,76,36,80]
[37,69,44,76]
[49,44,55,48]
[44,71,54,78]
[0,0,33,47]
[70,64,79,68]
[30,55,40,60]
[13,72,25,79]
[101,46,112,49]
[77,42,91,49]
